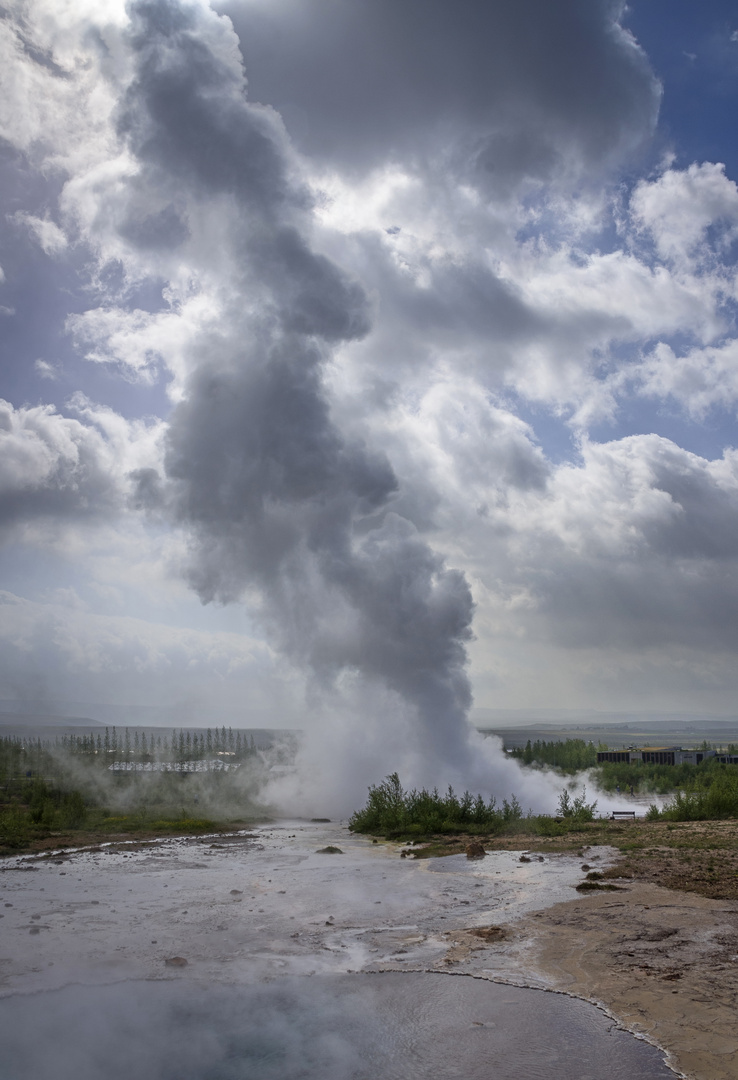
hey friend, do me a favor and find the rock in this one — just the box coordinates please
[470,926,506,942]
[230,889,243,895]
[164,956,188,967]
[575,881,623,892]
[316,846,343,854]
[519,854,531,863]
[465,841,486,859]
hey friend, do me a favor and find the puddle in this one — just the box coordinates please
[0,972,674,1080]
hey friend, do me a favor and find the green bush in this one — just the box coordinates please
[60,791,86,829]
[557,787,598,822]
[0,807,30,849]
[349,773,508,836]
[660,770,738,821]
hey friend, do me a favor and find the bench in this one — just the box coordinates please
[609,810,636,821]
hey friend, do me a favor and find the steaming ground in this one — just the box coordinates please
[0,821,674,1078]
[263,727,635,820]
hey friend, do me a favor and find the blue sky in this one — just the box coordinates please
[1,1,738,795]
[626,1,738,178]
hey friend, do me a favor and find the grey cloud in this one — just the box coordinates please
[515,438,738,651]
[471,130,562,197]
[532,557,738,652]
[118,1,371,342]
[390,255,540,346]
[0,399,122,535]
[121,0,304,216]
[221,0,660,187]
[118,202,190,251]
[128,466,166,512]
[257,226,371,342]
[645,446,738,561]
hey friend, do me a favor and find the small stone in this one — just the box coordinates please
[164,956,188,967]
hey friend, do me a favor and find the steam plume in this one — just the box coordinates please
[113,0,488,802]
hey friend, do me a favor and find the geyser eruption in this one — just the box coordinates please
[39,0,565,811]
[117,0,484,796]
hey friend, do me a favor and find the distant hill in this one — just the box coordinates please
[0,699,282,729]
[471,707,738,729]
[0,713,103,728]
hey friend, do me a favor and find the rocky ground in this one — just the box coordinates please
[398,817,738,901]
[3,818,738,1079]
[443,880,738,1080]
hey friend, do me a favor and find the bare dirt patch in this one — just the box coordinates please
[397,819,738,901]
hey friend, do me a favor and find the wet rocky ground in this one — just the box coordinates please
[3,819,735,1078]
[0,822,606,994]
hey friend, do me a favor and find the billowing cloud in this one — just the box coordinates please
[630,162,738,268]
[632,339,738,418]
[221,0,660,187]
[0,395,162,538]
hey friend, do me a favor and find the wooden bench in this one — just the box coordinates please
[609,810,636,821]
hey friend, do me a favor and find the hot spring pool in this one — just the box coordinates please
[0,971,674,1080]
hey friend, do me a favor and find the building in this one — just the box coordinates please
[596,747,717,766]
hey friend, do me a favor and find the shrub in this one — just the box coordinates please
[557,787,598,822]
[660,771,738,821]
[0,807,30,849]
[349,774,508,836]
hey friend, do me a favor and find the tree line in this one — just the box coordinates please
[508,738,598,771]
[58,726,259,762]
